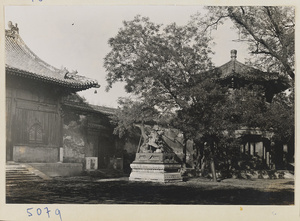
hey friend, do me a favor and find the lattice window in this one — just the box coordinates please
[28,123,43,143]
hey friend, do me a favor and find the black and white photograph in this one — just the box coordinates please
[1,1,298,221]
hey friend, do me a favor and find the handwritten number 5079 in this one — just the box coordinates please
[27,207,62,221]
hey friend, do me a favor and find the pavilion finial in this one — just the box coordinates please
[231,49,237,60]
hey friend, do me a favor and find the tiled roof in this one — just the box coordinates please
[89,104,116,115]
[62,93,116,115]
[5,22,100,91]
[63,102,116,115]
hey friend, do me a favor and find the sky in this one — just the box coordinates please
[5,5,249,108]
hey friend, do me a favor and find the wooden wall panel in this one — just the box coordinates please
[6,97,12,160]
[14,86,57,105]
[6,98,12,132]
[6,77,64,162]
[16,99,57,112]
[14,108,61,147]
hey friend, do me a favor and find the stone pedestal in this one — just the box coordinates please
[129,153,182,182]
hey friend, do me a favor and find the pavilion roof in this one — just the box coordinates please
[216,50,280,81]
[213,50,290,94]
[5,22,100,91]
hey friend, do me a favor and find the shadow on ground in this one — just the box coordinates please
[6,177,294,205]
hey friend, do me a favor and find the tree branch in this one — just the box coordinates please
[228,8,294,79]
[203,15,229,32]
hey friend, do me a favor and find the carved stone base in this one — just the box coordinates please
[129,153,182,182]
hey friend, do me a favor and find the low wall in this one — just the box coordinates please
[29,163,83,177]
[13,146,59,163]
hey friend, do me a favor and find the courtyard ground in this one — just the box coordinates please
[6,176,294,205]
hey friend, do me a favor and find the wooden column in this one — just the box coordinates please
[266,152,270,167]
[7,87,17,161]
[57,91,64,162]
[249,143,253,155]
[245,142,249,154]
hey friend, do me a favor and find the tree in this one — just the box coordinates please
[104,15,214,108]
[264,89,294,168]
[104,15,215,130]
[104,15,227,179]
[110,97,171,153]
[203,6,295,80]
[111,98,160,138]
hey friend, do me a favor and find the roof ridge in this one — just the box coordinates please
[89,103,116,110]
[63,101,116,115]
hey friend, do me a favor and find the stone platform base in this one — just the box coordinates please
[129,163,182,182]
[129,153,182,182]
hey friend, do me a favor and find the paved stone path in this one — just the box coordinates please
[6,176,294,205]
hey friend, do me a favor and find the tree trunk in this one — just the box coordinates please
[182,137,187,172]
[209,140,217,182]
[194,141,204,176]
[200,157,206,177]
[210,159,217,182]
[133,123,148,153]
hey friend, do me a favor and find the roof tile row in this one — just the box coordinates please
[5,25,100,91]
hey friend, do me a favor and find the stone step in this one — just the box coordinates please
[6,170,35,174]
[6,168,28,171]
[6,174,39,177]
[6,162,50,182]
[7,177,42,180]
[6,163,26,166]
[6,162,20,165]
[7,177,42,181]
[6,174,33,177]
[7,177,36,180]
[6,173,43,177]
[6,170,32,173]
[6,177,43,182]
[6,168,32,171]
[6,166,27,169]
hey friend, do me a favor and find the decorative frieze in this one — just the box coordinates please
[134,152,178,164]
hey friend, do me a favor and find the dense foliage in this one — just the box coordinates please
[104,8,294,181]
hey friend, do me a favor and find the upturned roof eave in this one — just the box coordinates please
[216,59,279,79]
[6,65,100,91]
